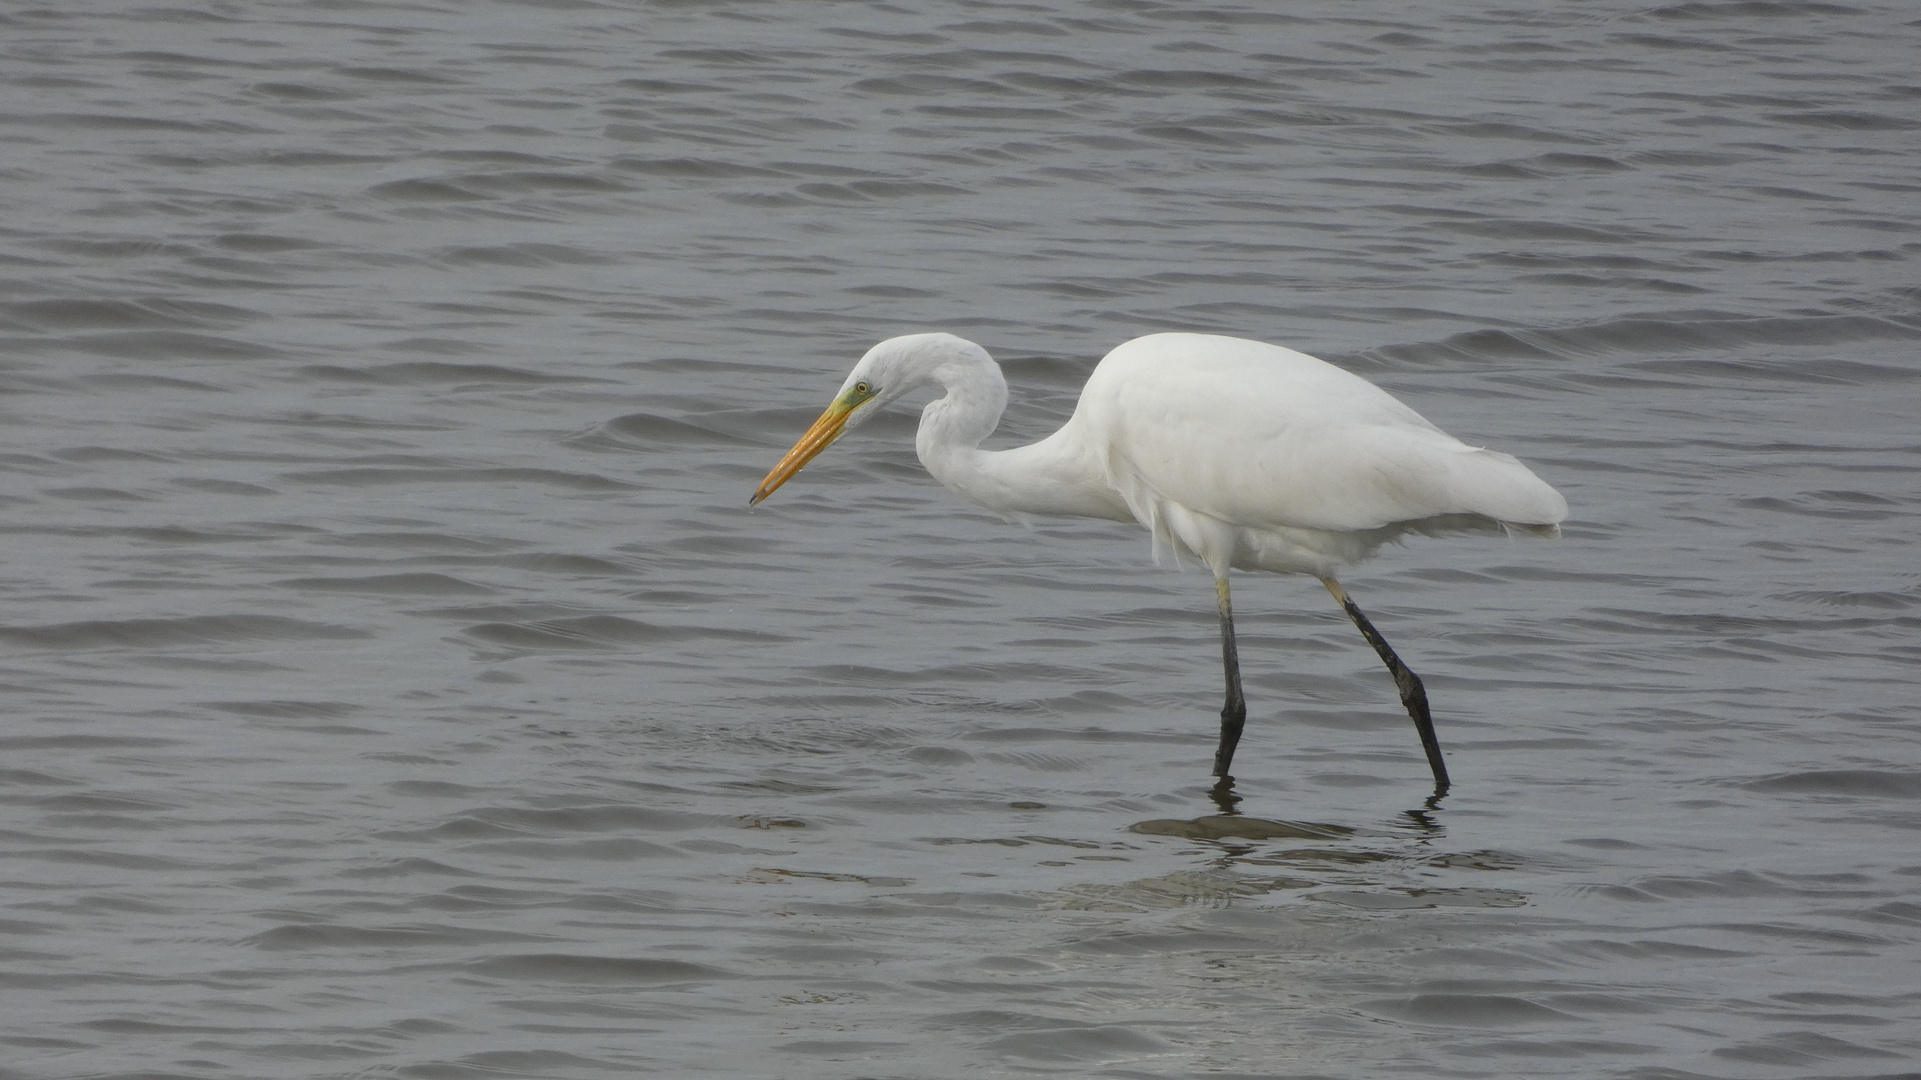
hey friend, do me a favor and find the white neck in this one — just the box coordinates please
[911,347,1131,523]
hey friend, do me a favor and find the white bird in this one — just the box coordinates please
[751,332,1567,794]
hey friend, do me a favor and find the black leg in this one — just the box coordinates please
[1212,576,1247,778]
[1321,578,1450,794]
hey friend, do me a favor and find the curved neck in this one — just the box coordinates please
[914,351,1008,471]
[913,350,1130,523]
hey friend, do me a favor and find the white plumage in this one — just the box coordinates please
[752,331,1567,795]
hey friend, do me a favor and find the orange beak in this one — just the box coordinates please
[750,397,858,505]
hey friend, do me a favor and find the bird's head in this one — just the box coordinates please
[750,333,983,505]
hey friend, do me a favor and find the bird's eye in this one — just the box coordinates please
[854,381,871,395]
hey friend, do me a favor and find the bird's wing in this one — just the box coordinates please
[1079,334,1565,533]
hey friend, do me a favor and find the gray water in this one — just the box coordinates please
[3,1,1920,1077]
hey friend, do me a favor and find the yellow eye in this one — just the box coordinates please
[854,381,871,395]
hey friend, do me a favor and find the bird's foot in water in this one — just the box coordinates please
[1207,774,1243,815]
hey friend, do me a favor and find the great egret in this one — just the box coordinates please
[751,332,1567,793]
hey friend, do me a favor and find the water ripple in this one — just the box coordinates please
[2,1,1919,1078]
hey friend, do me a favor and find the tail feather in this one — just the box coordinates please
[1446,448,1567,527]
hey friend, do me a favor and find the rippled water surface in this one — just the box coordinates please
[4,2,1920,1077]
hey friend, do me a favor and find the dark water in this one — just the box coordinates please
[3,1,1920,1077]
